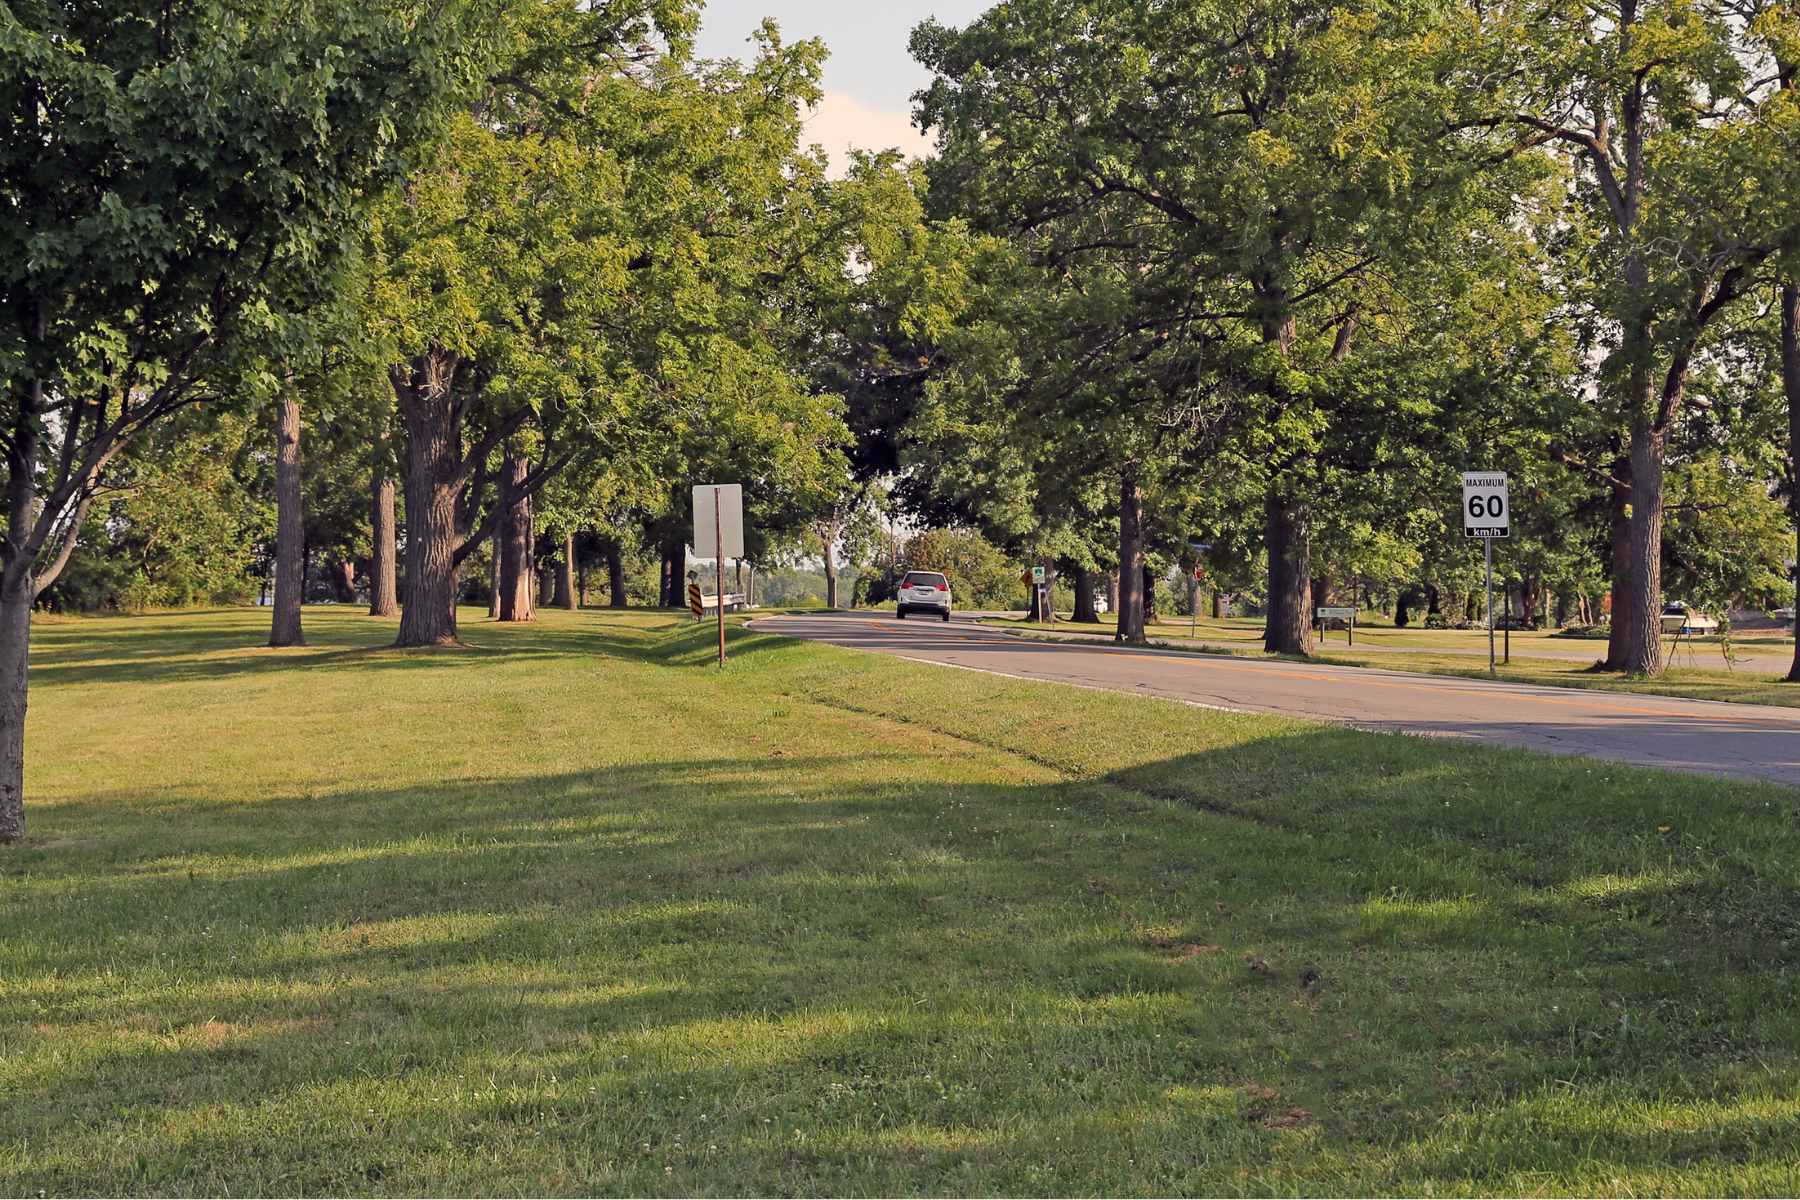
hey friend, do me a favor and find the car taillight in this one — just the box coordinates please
[936,584,947,591]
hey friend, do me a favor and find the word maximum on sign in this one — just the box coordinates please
[1461,471,1510,539]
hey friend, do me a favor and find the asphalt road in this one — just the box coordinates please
[753,611,1800,789]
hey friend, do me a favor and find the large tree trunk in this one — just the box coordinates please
[661,538,686,608]
[1142,563,1157,623]
[395,359,462,647]
[1211,591,1226,619]
[497,454,535,623]
[1603,472,1633,668]
[821,522,841,609]
[1263,489,1313,655]
[0,350,38,843]
[330,558,357,604]
[1617,415,1665,675]
[1783,283,1800,683]
[556,534,576,609]
[1072,566,1100,623]
[1520,573,1540,628]
[1116,468,1147,643]
[369,465,397,617]
[269,386,305,647]
[0,570,27,845]
[607,540,627,608]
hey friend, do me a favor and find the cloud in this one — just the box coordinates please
[804,90,934,172]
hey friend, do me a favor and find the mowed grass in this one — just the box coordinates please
[4,606,1799,1195]
[997,614,1800,708]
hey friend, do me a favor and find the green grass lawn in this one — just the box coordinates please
[997,614,1800,708]
[4,606,1799,1195]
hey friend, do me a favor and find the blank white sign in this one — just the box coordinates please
[692,484,745,559]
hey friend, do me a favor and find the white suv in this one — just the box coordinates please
[896,571,952,621]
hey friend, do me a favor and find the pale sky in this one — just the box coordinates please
[693,1,993,167]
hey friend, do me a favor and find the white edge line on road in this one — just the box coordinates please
[754,617,1799,787]
[970,621,1800,720]
[891,654,1495,747]
[890,654,1259,718]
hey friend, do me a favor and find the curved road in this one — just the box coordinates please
[752,612,1800,789]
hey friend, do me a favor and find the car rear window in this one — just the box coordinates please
[903,572,947,588]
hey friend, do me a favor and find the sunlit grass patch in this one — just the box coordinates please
[1,605,1796,1194]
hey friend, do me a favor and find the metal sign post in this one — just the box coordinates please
[714,489,726,667]
[693,484,746,669]
[1485,535,1495,676]
[1316,606,1356,645]
[1462,472,1510,679]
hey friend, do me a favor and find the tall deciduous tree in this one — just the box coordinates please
[0,0,462,841]
[1458,0,1800,672]
[914,0,1489,651]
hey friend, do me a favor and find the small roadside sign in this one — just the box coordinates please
[1462,472,1509,539]
[693,483,743,667]
[692,484,745,559]
[1316,606,1357,646]
[687,582,703,618]
[1031,565,1046,584]
[1463,471,1511,676]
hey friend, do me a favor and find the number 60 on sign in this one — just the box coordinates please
[1462,472,1509,538]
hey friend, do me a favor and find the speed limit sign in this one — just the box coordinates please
[1462,472,1510,538]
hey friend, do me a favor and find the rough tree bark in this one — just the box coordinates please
[661,538,686,608]
[0,367,37,843]
[330,558,357,604]
[820,520,841,609]
[1618,380,1668,675]
[1142,563,1157,623]
[1072,566,1100,623]
[369,464,397,617]
[2,302,65,842]
[498,454,535,623]
[269,385,305,647]
[0,574,28,844]
[607,540,627,608]
[1783,282,1800,683]
[394,354,465,646]
[1116,468,1147,643]
[556,534,575,609]
[1263,489,1313,655]
[1211,591,1225,619]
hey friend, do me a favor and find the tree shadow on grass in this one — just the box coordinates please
[3,730,1798,1193]
[28,607,793,689]
[26,604,788,690]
